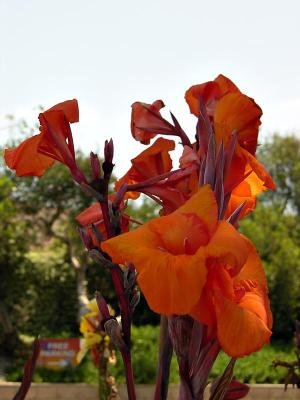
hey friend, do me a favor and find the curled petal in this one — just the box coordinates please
[214,290,272,358]
[241,148,276,190]
[48,98,79,122]
[131,100,173,144]
[225,173,261,219]
[234,239,268,292]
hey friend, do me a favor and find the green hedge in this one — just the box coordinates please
[5,325,295,385]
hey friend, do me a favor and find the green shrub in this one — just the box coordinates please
[5,326,295,385]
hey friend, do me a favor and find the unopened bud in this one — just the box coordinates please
[95,291,111,321]
[130,289,140,313]
[104,139,114,164]
[113,183,128,210]
[124,263,137,291]
[88,249,114,269]
[90,152,101,180]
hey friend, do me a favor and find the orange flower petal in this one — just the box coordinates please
[190,286,216,326]
[136,248,207,315]
[48,99,79,123]
[4,134,55,177]
[214,292,272,358]
[225,171,266,219]
[205,221,249,275]
[149,212,210,255]
[131,100,172,144]
[185,81,221,117]
[102,225,208,315]
[240,148,276,190]
[176,185,218,237]
[76,203,102,226]
[101,225,162,265]
[214,93,262,155]
[234,239,268,291]
[185,75,240,117]
[214,74,240,95]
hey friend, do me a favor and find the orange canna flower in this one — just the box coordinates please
[185,75,260,155]
[4,100,85,183]
[186,75,275,217]
[185,74,240,118]
[101,185,250,317]
[190,239,272,358]
[114,137,175,200]
[131,100,175,144]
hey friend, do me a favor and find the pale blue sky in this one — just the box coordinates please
[1,0,300,176]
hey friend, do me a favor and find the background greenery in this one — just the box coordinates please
[5,326,296,384]
[0,131,299,383]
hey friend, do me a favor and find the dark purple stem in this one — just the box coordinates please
[154,316,173,400]
[121,350,136,400]
[97,169,136,399]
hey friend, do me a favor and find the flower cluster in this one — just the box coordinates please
[5,74,275,400]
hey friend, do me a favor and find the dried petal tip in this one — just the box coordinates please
[124,263,137,291]
[104,319,126,350]
[90,152,101,180]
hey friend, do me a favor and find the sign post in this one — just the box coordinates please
[37,338,80,370]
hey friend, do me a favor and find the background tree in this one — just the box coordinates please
[240,134,300,340]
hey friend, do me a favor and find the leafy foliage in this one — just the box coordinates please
[5,326,295,384]
[240,135,300,340]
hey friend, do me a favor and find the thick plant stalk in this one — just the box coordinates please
[97,153,136,400]
[154,316,173,400]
